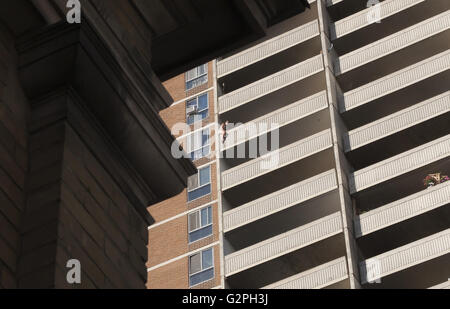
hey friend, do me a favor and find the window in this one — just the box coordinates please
[186,64,208,90]
[186,94,209,125]
[188,206,213,243]
[188,166,211,202]
[189,248,214,286]
[186,128,210,161]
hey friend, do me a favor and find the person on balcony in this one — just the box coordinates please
[220,121,229,144]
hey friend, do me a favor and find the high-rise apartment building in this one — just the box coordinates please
[147,0,450,289]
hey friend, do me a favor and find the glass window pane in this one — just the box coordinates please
[186,80,194,90]
[202,130,209,145]
[189,268,214,286]
[208,206,213,224]
[198,64,207,75]
[202,146,210,157]
[202,249,213,269]
[201,208,208,226]
[189,225,213,243]
[186,68,196,81]
[200,110,208,120]
[198,94,208,110]
[187,184,211,201]
[187,98,197,108]
[189,253,201,274]
[188,212,199,232]
[199,167,210,186]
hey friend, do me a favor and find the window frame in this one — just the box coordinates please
[186,128,210,161]
[189,248,215,287]
[186,93,209,125]
[188,206,213,243]
[187,165,212,203]
[185,64,208,91]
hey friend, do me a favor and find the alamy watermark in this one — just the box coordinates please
[66,0,81,24]
[171,119,281,172]
[66,259,81,284]
[366,0,382,24]
[365,258,382,284]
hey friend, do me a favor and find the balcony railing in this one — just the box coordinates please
[341,50,450,113]
[345,91,450,152]
[224,170,338,232]
[217,20,320,78]
[222,129,333,191]
[221,91,328,151]
[336,11,450,75]
[225,212,343,276]
[218,55,324,114]
[350,134,450,194]
[331,0,425,40]
[360,229,450,284]
[355,181,450,238]
[262,257,348,289]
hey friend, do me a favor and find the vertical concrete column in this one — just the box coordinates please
[316,0,361,289]
[212,60,226,288]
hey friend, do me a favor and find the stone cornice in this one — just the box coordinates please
[17,21,196,203]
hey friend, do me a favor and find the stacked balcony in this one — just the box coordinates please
[340,50,450,113]
[355,181,450,238]
[217,7,353,289]
[224,170,338,232]
[359,229,450,288]
[262,257,349,289]
[325,0,450,289]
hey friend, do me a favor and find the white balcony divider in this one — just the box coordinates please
[331,0,425,40]
[360,229,450,284]
[345,91,450,152]
[262,257,348,289]
[219,55,324,114]
[336,11,450,75]
[222,129,333,191]
[224,170,338,232]
[341,50,450,113]
[217,20,320,78]
[429,281,450,289]
[225,212,343,276]
[355,181,450,238]
[350,134,450,194]
[221,91,329,151]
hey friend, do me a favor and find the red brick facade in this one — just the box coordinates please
[148,61,221,289]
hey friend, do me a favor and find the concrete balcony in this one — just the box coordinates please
[326,0,344,7]
[345,91,450,152]
[330,0,425,40]
[429,281,450,289]
[340,50,450,113]
[262,257,348,289]
[350,134,450,194]
[218,54,324,114]
[224,170,338,232]
[221,91,328,151]
[355,181,450,238]
[335,11,450,75]
[221,129,333,191]
[225,212,343,276]
[217,20,320,78]
[360,229,450,285]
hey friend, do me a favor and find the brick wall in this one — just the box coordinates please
[15,90,150,289]
[0,24,29,289]
[148,61,222,289]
